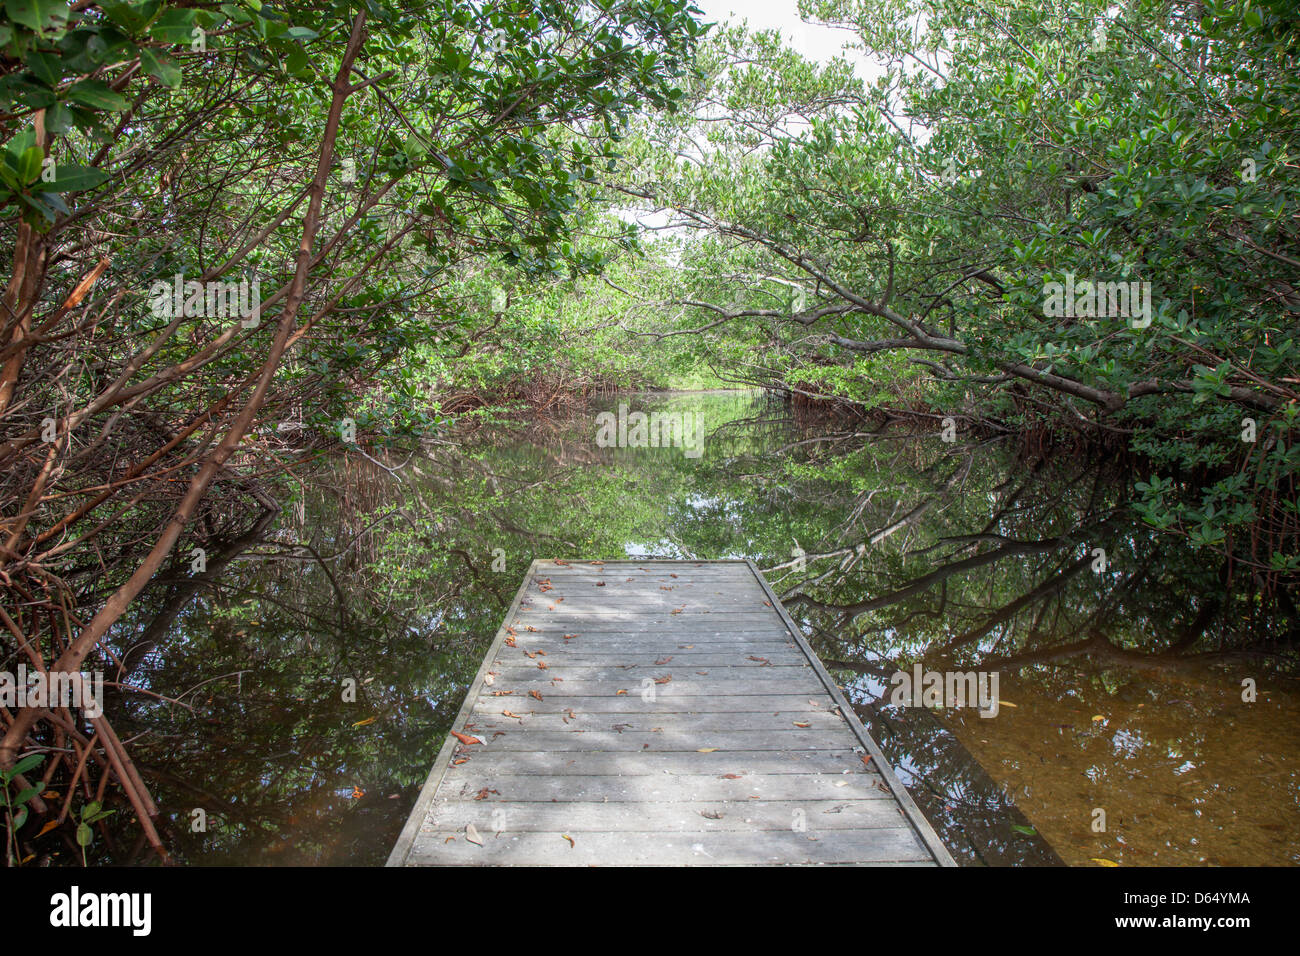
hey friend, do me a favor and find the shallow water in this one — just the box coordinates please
[98,390,1298,865]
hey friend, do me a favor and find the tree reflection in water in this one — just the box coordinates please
[93,391,1297,865]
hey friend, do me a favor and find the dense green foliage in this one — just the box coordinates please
[609,0,1300,581]
[2,0,1298,866]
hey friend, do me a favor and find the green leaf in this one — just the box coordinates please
[9,753,45,778]
[148,8,197,43]
[100,0,160,33]
[35,190,70,216]
[67,79,128,111]
[139,47,182,88]
[24,50,61,87]
[15,145,44,184]
[1011,824,1037,836]
[4,0,69,34]
[13,807,28,830]
[44,102,74,134]
[14,786,41,806]
[46,164,110,192]
[75,821,92,846]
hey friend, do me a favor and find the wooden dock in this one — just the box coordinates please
[387,559,955,866]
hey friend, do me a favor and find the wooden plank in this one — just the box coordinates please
[469,694,838,714]
[484,665,816,682]
[435,773,894,803]
[448,730,853,751]
[470,678,831,697]
[469,710,848,732]
[429,749,871,775]
[496,651,809,666]
[741,559,958,867]
[385,558,538,867]
[390,559,950,867]
[406,828,931,866]
[423,799,909,831]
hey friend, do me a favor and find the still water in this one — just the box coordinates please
[105,391,1299,865]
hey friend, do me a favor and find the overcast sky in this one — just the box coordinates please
[691,0,861,65]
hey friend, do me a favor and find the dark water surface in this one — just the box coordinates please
[105,391,1299,865]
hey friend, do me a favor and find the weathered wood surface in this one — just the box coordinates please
[388,559,955,867]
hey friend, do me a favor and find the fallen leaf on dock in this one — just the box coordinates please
[562,834,575,848]
[529,690,543,701]
[697,747,717,752]
[474,788,499,801]
[655,656,673,665]
[793,721,811,728]
[466,824,483,846]
[451,731,484,746]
